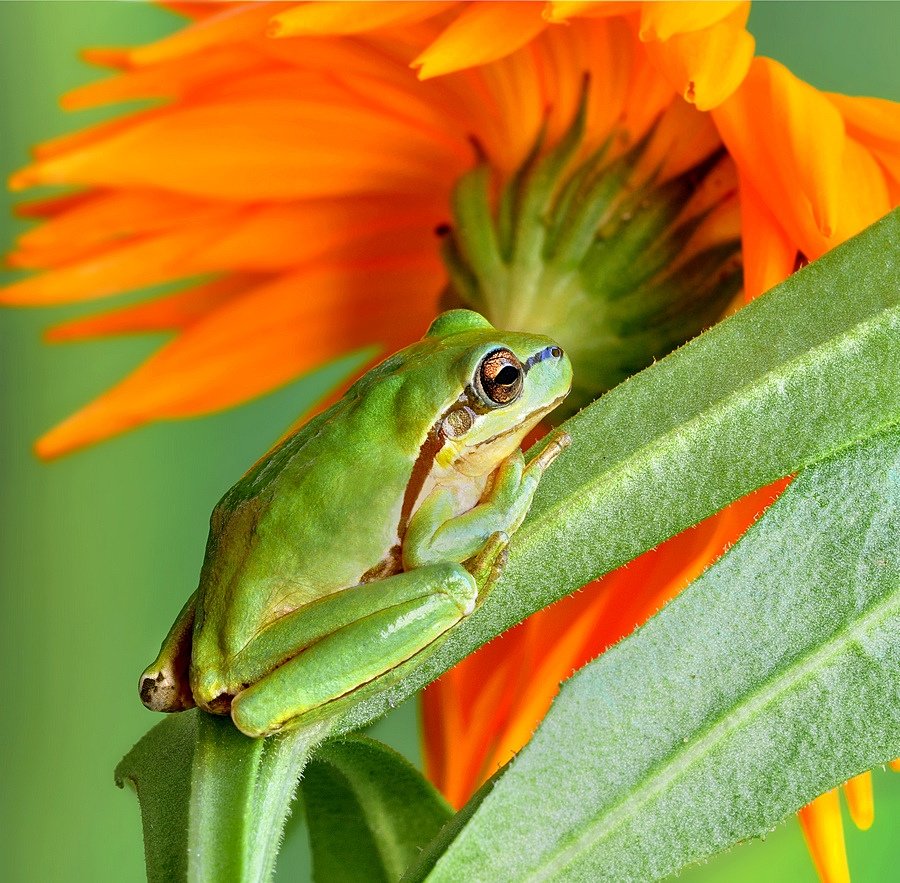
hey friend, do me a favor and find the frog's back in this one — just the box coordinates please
[194,349,452,657]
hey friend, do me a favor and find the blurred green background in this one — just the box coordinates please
[0,3,897,881]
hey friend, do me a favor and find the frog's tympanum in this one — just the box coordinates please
[140,310,572,737]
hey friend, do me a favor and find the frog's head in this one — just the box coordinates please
[423,310,573,476]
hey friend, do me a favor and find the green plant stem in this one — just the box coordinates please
[117,711,333,882]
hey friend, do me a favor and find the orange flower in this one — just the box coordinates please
[5,3,899,879]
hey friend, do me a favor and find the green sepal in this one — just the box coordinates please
[440,79,742,411]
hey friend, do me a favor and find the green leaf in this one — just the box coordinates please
[411,428,900,882]
[324,208,900,738]
[301,737,452,882]
[116,711,332,882]
[115,712,197,882]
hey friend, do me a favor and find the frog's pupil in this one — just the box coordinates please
[496,365,519,385]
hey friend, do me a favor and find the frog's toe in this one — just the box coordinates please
[139,667,195,713]
[468,531,509,587]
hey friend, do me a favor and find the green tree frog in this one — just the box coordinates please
[140,309,572,737]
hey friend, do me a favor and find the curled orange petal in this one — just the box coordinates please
[268,1,454,38]
[713,57,846,258]
[829,137,891,245]
[642,5,754,110]
[826,93,900,155]
[639,1,745,41]
[889,759,900,773]
[798,790,850,883]
[412,2,548,80]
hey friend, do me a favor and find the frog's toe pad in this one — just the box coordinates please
[139,669,195,713]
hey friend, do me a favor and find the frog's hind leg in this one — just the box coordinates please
[229,564,476,737]
[140,591,197,712]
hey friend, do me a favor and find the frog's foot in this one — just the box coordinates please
[139,590,197,713]
[467,530,509,607]
[139,664,196,713]
[528,429,572,474]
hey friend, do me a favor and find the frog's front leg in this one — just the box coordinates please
[228,564,477,737]
[403,430,571,569]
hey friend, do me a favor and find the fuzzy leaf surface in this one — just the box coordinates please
[416,429,900,882]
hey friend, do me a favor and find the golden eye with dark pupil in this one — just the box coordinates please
[477,349,524,405]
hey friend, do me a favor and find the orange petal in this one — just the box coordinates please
[0,216,236,306]
[545,2,638,22]
[713,57,846,258]
[457,34,553,172]
[636,98,722,182]
[268,2,454,38]
[889,759,900,772]
[63,46,270,110]
[412,2,548,80]
[13,191,94,220]
[826,93,900,200]
[26,109,163,162]
[79,47,133,70]
[798,790,850,883]
[618,38,678,138]
[127,2,275,67]
[639,1,746,41]
[829,137,891,245]
[159,2,233,20]
[642,6,754,110]
[189,196,443,271]
[11,190,212,269]
[46,275,263,341]
[826,93,900,156]
[737,174,796,302]
[35,258,442,458]
[12,97,467,201]
[843,771,874,831]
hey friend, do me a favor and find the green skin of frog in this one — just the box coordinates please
[140,309,572,738]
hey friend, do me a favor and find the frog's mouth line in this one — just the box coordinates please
[471,391,570,451]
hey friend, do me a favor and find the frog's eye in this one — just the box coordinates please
[476,349,524,406]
